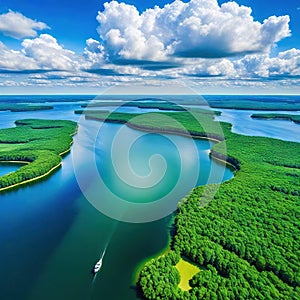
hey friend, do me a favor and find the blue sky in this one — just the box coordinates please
[0,0,299,94]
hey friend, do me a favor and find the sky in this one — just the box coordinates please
[0,0,299,94]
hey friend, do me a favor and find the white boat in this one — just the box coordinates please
[93,259,102,274]
[93,248,106,275]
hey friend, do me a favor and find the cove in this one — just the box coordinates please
[0,162,24,177]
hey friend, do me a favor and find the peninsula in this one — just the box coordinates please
[0,119,77,191]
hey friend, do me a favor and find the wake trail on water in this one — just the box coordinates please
[88,244,108,299]
[88,221,120,299]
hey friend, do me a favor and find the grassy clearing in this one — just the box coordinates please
[176,258,200,291]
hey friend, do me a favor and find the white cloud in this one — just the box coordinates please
[0,10,48,39]
[0,34,80,72]
[0,42,38,71]
[94,0,290,63]
[180,58,237,77]
[22,34,79,71]
[235,48,300,78]
[83,38,106,68]
[0,1,298,93]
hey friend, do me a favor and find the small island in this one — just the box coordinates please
[0,119,77,191]
[80,100,186,111]
[251,113,300,124]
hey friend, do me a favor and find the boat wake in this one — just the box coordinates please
[90,245,107,297]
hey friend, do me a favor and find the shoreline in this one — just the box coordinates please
[85,115,224,143]
[126,122,224,143]
[0,160,29,165]
[133,222,173,285]
[209,152,238,171]
[0,161,62,192]
[85,116,238,170]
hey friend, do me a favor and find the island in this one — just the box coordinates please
[251,113,300,124]
[81,109,300,299]
[0,104,53,112]
[80,100,187,111]
[0,119,77,191]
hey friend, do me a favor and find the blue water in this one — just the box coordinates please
[216,109,300,142]
[0,163,24,177]
[0,94,299,300]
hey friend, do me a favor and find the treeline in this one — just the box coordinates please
[0,119,77,190]
[81,110,225,142]
[81,100,186,111]
[135,111,300,299]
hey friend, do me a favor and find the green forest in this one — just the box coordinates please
[81,101,186,111]
[87,109,300,299]
[80,109,224,142]
[0,119,77,191]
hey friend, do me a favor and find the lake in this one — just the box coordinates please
[0,98,233,300]
[1,95,298,300]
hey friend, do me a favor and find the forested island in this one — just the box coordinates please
[0,119,77,191]
[251,113,300,124]
[0,104,53,112]
[82,109,300,299]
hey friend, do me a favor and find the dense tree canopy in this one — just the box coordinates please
[0,119,77,190]
[0,104,53,112]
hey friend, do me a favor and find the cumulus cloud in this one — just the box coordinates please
[0,10,48,39]
[94,0,291,63]
[0,42,38,71]
[0,34,80,73]
[235,48,300,78]
[83,38,106,68]
[0,1,298,92]
[180,59,237,77]
[22,34,79,70]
